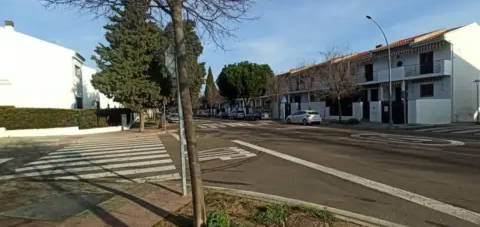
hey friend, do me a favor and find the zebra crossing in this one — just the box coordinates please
[197,121,272,129]
[0,134,180,183]
[413,124,480,135]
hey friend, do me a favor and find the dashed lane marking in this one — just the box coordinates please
[232,140,480,225]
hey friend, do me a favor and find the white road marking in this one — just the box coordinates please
[197,146,256,161]
[168,131,180,141]
[40,148,166,160]
[53,165,176,180]
[0,158,13,165]
[116,173,181,183]
[27,150,166,165]
[232,140,480,225]
[57,144,162,152]
[48,145,164,156]
[64,140,161,149]
[0,160,174,180]
[451,128,480,134]
[430,127,472,133]
[72,138,160,146]
[16,154,171,172]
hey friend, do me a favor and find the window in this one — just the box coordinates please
[370,89,379,101]
[420,52,434,74]
[420,84,434,97]
[364,64,373,81]
[75,65,82,78]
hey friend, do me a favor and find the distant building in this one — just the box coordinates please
[269,22,480,124]
[0,20,118,109]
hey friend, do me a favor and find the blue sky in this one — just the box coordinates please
[2,0,480,77]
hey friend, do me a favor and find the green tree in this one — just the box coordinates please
[44,0,254,225]
[165,20,206,109]
[91,0,165,131]
[216,61,274,113]
[204,67,218,115]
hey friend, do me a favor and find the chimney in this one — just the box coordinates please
[4,20,14,31]
[375,44,383,48]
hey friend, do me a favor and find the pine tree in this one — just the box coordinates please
[91,0,166,132]
[205,67,218,115]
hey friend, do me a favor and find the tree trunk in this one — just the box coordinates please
[139,110,145,132]
[159,100,167,131]
[171,3,206,227]
[337,97,342,123]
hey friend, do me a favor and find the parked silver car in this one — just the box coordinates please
[286,110,321,125]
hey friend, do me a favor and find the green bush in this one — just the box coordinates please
[0,107,131,130]
[206,211,230,227]
[254,204,290,225]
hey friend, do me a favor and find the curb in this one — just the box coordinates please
[205,186,408,227]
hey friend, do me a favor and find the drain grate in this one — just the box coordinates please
[0,193,113,221]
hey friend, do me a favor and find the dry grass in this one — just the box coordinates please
[153,191,361,227]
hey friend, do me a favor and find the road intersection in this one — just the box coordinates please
[0,120,479,226]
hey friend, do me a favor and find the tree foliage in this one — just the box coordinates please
[165,20,206,108]
[91,0,166,111]
[205,67,219,109]
[216,61,274,108]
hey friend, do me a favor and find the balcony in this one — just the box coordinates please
[404,59,452,77]
[358,59,452,84]
[374,66,405,82]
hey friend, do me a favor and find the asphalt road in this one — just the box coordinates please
[162,119,480,227]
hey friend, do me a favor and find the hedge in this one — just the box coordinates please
[0,107,131,130]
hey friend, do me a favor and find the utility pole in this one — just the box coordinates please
[367,15,393,128]
[166,46,187,196]
[474,79,480,124]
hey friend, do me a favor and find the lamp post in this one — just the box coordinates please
[474,79,480,124]
[367,15,393,128]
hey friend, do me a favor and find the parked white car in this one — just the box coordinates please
[286,110,321,125]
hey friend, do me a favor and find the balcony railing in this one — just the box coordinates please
[404,59,451,77]
[358,59,452,83]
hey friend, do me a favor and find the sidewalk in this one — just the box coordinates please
[0,181,191,227]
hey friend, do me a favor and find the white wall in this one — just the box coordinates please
[310,102,327,118]
[410,99,451,124]
[0,25,78,108]
[82,66,119,109]
[369,101,382,122]
[444,22,480,122]
[353,102,363,120]
[0,24,117,109]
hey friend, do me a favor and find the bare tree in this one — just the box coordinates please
[267,73,288,119]
[43,0,254,226]
[319,48,359,122]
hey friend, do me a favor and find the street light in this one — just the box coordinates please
[367,15,393,128]
[474,79,480,124]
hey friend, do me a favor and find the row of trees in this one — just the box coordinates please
[213,52,358,122]
[91,0,206,132]
[44,0,254,225]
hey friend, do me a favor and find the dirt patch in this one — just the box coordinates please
[154,191,361,227]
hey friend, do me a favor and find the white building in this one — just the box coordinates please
[270,22,480,124]
[0,21,118,109]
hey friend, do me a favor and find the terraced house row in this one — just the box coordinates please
[259,22,480,125]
